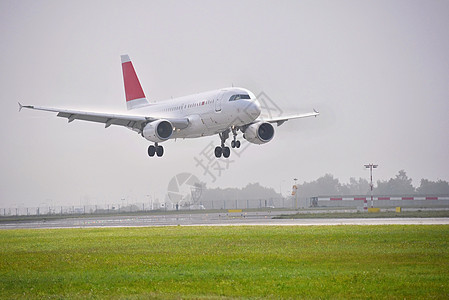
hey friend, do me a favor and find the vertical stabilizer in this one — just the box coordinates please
[121,55,151,110]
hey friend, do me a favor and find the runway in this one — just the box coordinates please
[1,210,449,229]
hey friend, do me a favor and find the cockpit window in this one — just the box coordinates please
[229,94,251,101]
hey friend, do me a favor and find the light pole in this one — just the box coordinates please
[364,164,378,209]
[293,178,298,210]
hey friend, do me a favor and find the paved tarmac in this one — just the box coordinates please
[1,210,449,229]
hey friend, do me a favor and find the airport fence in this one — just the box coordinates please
[0,203,152,217]
[4,195,446,217]
[199,197,302,210]
[0,197,300,217]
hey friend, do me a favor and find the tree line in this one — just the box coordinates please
[297,170,449,197]
[197,170,449,202]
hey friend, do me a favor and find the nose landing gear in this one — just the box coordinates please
[231,140,240,148]
[231,127,241,148]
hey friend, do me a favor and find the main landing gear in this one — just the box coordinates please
[214,130,230,158]
[214,128,241,158]
[148,143,164,157]
[214,145,230,158]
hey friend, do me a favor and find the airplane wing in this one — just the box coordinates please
[18,103,189,133]
[257,109,319,126]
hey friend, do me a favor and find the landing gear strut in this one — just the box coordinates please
[215,129,231,158]
[148,143,164,157]
[230,127,241,149]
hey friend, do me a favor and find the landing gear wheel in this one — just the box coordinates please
[148,145,156,157]
[156,146,164,157]
[231,140,240,149]
[214,146,222,158]
[231,127,240,149]
[215,129,230,158]
[222,146,230,158]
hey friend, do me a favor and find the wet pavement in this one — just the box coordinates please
[1,210,448,229]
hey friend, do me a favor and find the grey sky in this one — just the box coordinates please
[1,0,448,207]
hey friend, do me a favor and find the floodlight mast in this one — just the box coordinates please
[364,164,378,209]
[294,178,298,210]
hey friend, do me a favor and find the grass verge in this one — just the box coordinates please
[0,226,448,299]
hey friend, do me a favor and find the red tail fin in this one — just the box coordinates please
[121,55,150,110]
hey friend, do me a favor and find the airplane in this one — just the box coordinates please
[19,55,319,158]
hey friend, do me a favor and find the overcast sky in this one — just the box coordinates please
[1,0,448,208]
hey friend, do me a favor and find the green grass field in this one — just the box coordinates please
[1,226,448,299]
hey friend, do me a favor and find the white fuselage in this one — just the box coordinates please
[134,87,261,139]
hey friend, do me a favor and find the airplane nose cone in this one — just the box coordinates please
[246,100,261,119]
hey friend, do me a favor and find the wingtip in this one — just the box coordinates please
[121,54,131,63]
[18,102,33,112]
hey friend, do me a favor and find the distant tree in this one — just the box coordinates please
[375,170,415,195]
[299,174,341,197]
[416,179,449,195]
[201,182,280,202]
[316,174,341,195]
[299,175,371,197]
[240,183,280,199]
[341,177,371,195]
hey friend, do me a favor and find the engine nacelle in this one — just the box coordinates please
[142,119,173,142]
[243,122,275,144]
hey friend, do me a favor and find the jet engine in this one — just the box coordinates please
[142,119,173,142]
[243,122,275,144]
